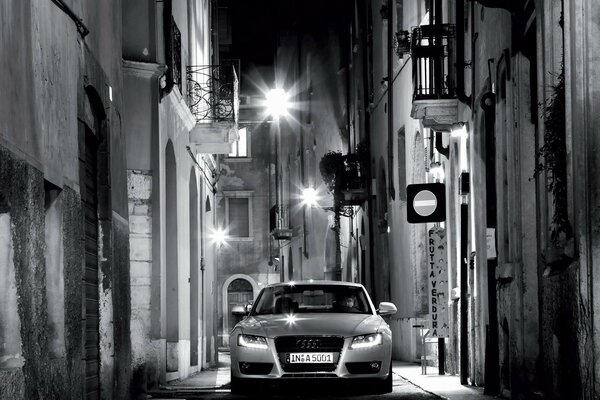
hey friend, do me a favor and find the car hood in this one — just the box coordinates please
[236,313,383,338]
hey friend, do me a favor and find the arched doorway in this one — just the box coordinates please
[81,86,109,400]
[227,279,253,331]
[221,274,258,345]
[189,168,199,367]
[165,140,179,373]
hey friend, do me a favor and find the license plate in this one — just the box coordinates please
[286,352,334,363]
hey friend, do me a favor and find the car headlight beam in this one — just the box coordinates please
[350,333,383,349]
[238,334,269,350]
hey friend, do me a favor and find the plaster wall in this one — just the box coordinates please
[158,90,196,380]
[0,0,130,398]
[217,121,274,342]
[0,0,79,188]
[563,0,600,397]
[467,3,542,392]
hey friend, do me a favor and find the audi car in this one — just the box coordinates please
[229,280,397,394]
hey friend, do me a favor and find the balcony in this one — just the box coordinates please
[409,24,459,132]
[187,61,240,154]
[270,204,293,240]
[320,151,369,207]
[339,154,369,206]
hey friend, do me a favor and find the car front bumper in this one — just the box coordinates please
[230,336,392,380]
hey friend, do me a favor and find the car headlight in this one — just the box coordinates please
[237,334,269,350]
[350,333,382,349]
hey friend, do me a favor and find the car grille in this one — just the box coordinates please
[274,336,344,353]
[275,335,344,373]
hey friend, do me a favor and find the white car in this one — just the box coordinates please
[229,280,397,394]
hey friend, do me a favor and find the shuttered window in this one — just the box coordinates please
[228,197,250,237]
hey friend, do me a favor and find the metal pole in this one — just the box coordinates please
[438,338,445,375]
[422,328,426,375]
[460,202,469,384]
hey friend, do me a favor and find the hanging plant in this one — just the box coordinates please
[319,151,344,193]
[533,64,572,247]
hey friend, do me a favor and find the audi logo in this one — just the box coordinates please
[296,339,321,350]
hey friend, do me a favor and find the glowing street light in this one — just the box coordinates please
[265,88,289,119]
[212,227,228,247]
[429,161,445,182]
[301,187,320,207]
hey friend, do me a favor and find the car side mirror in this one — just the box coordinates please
[231,305,248,316]
[377,302,397,316]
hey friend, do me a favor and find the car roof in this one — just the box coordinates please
[262,280,365,289]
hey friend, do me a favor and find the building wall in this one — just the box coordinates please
[123,0,219,395]
[564,0,600,397]
[364,0,431,362]
[0,0,130,398]
[217,121,274,344]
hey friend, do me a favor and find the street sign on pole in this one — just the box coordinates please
[407,183,446,223]
[428,227,449,338]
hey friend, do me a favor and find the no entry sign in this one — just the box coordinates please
[406,183,446,223]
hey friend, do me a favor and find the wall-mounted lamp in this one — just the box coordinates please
[429,161,445,182]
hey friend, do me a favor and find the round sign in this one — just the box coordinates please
[413,190,437,216]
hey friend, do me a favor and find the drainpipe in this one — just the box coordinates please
[387,0,395,201]
[435,132,449,159]
[456,0,471,106]
[359,0,376,301]
[460,201,469,384]
[480,90,500,394]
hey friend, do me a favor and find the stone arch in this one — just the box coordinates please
[165,140,179,372]
[221,274,259,345]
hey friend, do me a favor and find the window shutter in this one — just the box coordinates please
[228,198,249,237]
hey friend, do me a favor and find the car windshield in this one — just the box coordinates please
[251,284,372,315]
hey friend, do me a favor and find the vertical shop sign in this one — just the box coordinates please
[428,227,449,337]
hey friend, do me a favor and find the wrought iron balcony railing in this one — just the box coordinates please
[186,61,239,124]
[411,24,456,100]
[339,154,368,206]
[270,204,292,240]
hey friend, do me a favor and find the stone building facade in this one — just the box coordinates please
[384,0,600,398]
[0,0,130,398]
[123,0,227,395]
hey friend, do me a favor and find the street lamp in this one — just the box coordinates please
[301,187,320,208]
[265,88,290,119]
[211,227,228,247]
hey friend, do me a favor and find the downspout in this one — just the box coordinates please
[435,132,450,159]
[387,0,395,200]
[361,0,376,301]
[456,0,471,106]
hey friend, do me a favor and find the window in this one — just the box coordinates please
[227,196,251,238]
[395,0,404,31]
[229,127,248,157]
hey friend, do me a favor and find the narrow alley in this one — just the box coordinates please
[1,0,600,399]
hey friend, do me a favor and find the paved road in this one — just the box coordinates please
[149,374,441,399]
